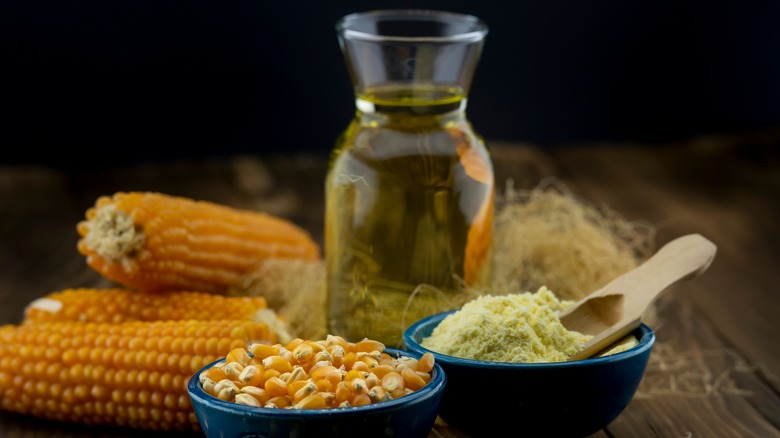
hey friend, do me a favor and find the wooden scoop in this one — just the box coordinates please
[561,233,717,360]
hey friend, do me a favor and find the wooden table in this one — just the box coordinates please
[1,132,778,437]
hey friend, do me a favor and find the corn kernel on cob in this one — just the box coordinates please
[76,192,320,294]
[23,288,269,324]
[0,319,278,431]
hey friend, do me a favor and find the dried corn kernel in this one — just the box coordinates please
[249,343,279,360]
[381,372,406,397]
[235,393,261,406]
[264,376,289,398]
[401,367,427,391]
[369,364,394,379]
[240,385,270,404]
[334,381,354,405]
[262,356,293,374]
[365,372,380,389]
[205,367,228,382]
[351,393,372,407]
[368,385,389,403]
[295,392,327,410]
[351,360,370,372]
[293,382,318,403]
[265,396,291,408]
[200,335,435,410]
[287,380,310,399]
[202,378,217,396]
[313,378,333,393]
[309,362,336,380]
[417,352,435,373]
[217,383,239,401]
[238,365,263,387]
[285,366,308,384]
[351,378,368,395]
[344,369,366,382]
[226,348,251,366]
[224,362,244,381]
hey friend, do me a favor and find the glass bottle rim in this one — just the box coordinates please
[337,9,488,43]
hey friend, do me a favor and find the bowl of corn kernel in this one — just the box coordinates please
[403,289,656,438]
[187,335,446,438]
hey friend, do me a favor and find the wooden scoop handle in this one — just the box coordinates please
[561,233,717,360]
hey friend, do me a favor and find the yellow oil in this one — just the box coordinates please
[325,84,495,347]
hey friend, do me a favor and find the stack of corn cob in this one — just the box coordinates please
[0,191,321,432]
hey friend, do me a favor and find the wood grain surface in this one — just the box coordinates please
[0,131,778,437]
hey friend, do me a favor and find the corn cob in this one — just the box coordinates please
[76,192,320,294]
[0,319,277,431]
[23,288,269,324]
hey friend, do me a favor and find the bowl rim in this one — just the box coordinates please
[187,347,447,418]
[403,310,656,369]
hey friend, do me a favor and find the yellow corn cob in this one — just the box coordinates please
[23,288,269,324]
[76,192,320,294]
[0,319,277,431]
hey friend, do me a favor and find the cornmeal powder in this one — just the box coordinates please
[420,287,592,363]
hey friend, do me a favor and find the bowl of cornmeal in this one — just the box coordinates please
[403,286,655,438]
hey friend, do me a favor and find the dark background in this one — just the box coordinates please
[2,0,779,168]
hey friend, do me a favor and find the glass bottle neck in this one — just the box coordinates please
[354,83,468,117]
[356,96,467,115]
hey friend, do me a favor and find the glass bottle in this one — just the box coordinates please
[326,10,494,347]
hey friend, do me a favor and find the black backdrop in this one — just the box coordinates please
[2,0,779,168]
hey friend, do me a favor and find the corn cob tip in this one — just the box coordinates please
[25,297,63,315]
[79,203,144,265]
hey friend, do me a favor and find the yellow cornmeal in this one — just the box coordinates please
[420,286,593,363]
[601,334,639,356]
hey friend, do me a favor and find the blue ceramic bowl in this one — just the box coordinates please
[403,310,655,438]
[187,347,446,438]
